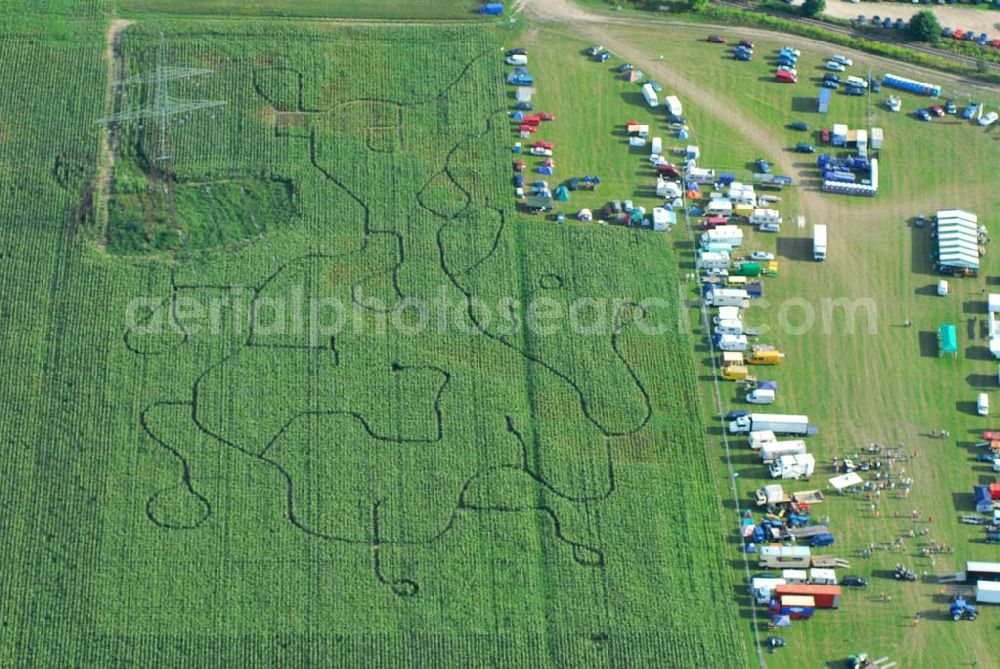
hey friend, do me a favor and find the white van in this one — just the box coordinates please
[506,54,528,66]
[846,75,868,89]
[978,393,990,416]
[747,388,776,404]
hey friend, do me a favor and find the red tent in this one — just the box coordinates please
[991,483,1000,501]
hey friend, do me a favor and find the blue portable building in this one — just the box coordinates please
[480,2,503,15]
[883,73,941,97]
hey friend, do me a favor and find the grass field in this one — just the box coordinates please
[515,17,1000,667]
[0,11,750,668]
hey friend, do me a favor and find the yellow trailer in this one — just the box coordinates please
[721,351,744,368]
[734,203,754,218]
[722,365,754,381]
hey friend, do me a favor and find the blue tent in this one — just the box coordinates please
[511,111,524,122]
[480,2,503,15]
[678,128,689,140]
[538,165,554,175]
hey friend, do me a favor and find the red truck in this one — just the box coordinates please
[774,584,842,609]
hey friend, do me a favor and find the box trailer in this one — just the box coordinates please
[760,545,812,568]
[664,95,683,116]
[715,306,742,323]
[809,568,837,585]
[641,83,658,108]
[770,453,816,479]
[714,333,749,352]
[749,430,777,450]
[729,413,817,435]
[749,208,781,226]
[715,319,744,336]
[774,583,841,608]
[781,569,808,584]
[976,580,1000,604]
[967,561,1000,582]
[813,224,827,261]
[760,440,808,463]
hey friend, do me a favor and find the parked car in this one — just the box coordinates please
[823,73,841,84]
[735,50,752,62]
[780,46,801,57]
[930,104,945,117]
[789,121,809,131]
[846,86,865,96]
[917,109,932,122]
[883,17,893,29]
[611,200,623,213]
[964,29,976,41]
[976,453,996,463]
[749,251,775,261]
[963,102,980,119]
[869,77,881,92]
[945,99,957,114]
[585,45,604,56]
[820,128,831,142]
[739,39,755,49]
[617,63,634,73]
[942,27,953,38]
[707,35,726,43]
[979,111,999,126]
[830,54,853,66]
[759,222,781,233]
[505,48,526,57]
[841,575,869,588]
[978,33,989,46]
[724,409,750,421]
[871,15,882,26]
[826,61,846,72]
[777,65,797,76]
[514,101,532,111]
[822,80,840,90]
[795,143,816,153]
[756,158,771,173]
[894,18,906,30]
[777,55,797,67]
[596,51,611,62]
[539,111,555,121]
[623,199,634,211]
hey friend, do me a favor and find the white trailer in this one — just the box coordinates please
[715,334,749,352]
[760,440,808,463]
[813,224,827,261]
[641,83,658,108]
[705,199,733,218]
[664,95,683,116]
[729,413,816,435]
[759,545,812,569]
[978,580,1000,604]
[700,225,744,249]
[749,208,782,226]
[769,453,816,479]
[781,569,808,584]
[809,568,837,585]
[656,177,681,199]
[696,251,731,270]
[714,305,742,323]
[687,167,717,185]
[747,388,776,404]
[651,136,663,155]
[715,319,744,336]
[748,430,777,450]
[705,288,749,307]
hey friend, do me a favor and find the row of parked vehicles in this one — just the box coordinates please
[942,27,1000,49]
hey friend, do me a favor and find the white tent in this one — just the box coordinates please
[829,472,863,491]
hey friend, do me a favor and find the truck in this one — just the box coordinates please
[700,225,744,249]
[722,364,753,382]
[747,348,784,365]
[641,83,658,108]
[760,440,807,463]
[696,251,731,271]
[770,453,816,479]
[751,576,786,605]
[759,544,812,568]
[748,429,777,450]
[774,583,841,609]
[976,580,1000,604]
[729,413,817,435]
[704,288,749,307]
[753,484,824,508]
[813,224,827,261]
[747,388,776,404]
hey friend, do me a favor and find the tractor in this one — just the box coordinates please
[893,563,917,581]
[950,597,978,621]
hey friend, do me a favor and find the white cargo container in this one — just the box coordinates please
[747,388,776,404]
[976,580,1000,604]
[870,127,883,150]
[730,413,815,435]
[651,136,663,155]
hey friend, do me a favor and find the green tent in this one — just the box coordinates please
[554,185,569,201]
[735,262,761,277]
[938,323,957,357]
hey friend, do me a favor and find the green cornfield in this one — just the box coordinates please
[0,13,749,668]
